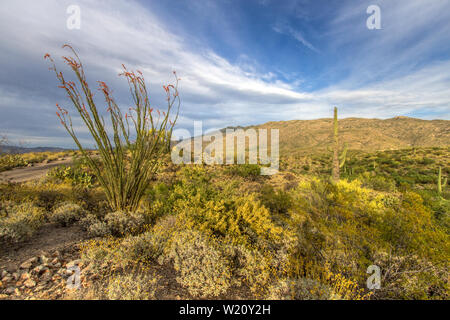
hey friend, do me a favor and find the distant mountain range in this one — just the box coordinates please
[0,146,69,154]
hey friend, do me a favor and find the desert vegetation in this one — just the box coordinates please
[0,49,448,301]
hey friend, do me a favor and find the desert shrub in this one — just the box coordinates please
[266,278,339,300]
[371,252,448,300]
[177,194,285,247]
[286,177,448,299]
[287,179,387,281]
[377,192,448,262]
[259,185,292,215]
[0,202,46,242]
[106,272,161,300]
[359,172,396,192]
[80,216,177,271]
[224,244,280,296]
[0,200,16,218]
[0,154,27,172]
[120,215,178,265]
[80,237,123,271]
[47,165,93,188]
[164,229,232,297]
[83,210,149,237]
[50,202,85,226]
[226,164,260,179]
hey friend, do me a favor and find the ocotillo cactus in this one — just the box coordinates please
[438,166,447,195]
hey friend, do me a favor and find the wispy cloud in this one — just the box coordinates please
[272,23,320,53]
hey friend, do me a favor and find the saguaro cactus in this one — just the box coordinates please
[438,166,447,195]
[331,107,348,181]
[332,107,339,181]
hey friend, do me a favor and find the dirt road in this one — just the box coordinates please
[0,159,72,183]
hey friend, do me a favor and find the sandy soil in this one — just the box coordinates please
[0,159,72,183]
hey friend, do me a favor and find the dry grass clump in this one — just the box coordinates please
[50,202,85,226]
[120,215,177,265]
[105,271,161,300]
[0,202,46,242]
[81,210,150,237]
[266,278,339,300]
[164,229,232,297]
[80,215,177,272]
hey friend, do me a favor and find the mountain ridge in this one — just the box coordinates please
[245,116,450,155]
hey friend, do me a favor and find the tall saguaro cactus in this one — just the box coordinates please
[330,107,348,181]
[438,166,447,195]
[332,107,340,181]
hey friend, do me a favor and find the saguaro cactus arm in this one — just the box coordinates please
[339,143,348,168]
[438,166,447,195]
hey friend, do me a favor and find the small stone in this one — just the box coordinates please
[1,270,8,278]
[33,265,49,275]
[1,275,12,283]
[0,294,9,299]
[20,261,32,269]
[66,269,75,276]
[33,265,43,273]
[5,287,15,294]
[40,270,52,282]
[39,255,49,265]
[14,288,21,295]
[52,275,62,281]
[24,279,36,288]
[51,258,59,265]
[20,257,38,269]
[12,273,20,281]
[66,259,81,268]
[20,272,31,281]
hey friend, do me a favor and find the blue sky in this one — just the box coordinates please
[0,0,449,147]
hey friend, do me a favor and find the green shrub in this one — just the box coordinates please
[47,165,94,188]
[226,164,261,179]
[259,185,292,215]
[359,172,396,192]
[0,154,27,172]
[177,194,285,247]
